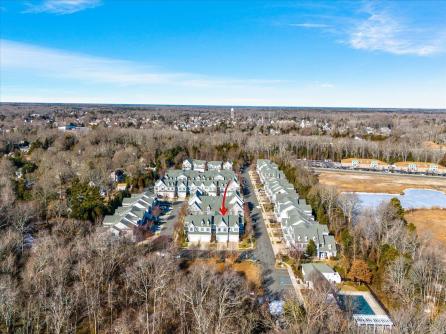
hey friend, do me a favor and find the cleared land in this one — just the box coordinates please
[405,209,446,249]
[190,258,261,287]
[318,170,446,193]
[423,140,446,151]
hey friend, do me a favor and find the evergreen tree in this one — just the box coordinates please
[67,179,105,222]
[305,239,317,257]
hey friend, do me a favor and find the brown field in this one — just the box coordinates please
[423,140,446,151]
[191,258,261,287]
[405,209,446,249]
[318,170,446,193]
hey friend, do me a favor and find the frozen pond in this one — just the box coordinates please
[355,188,446,210]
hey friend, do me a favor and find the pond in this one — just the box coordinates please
[355,188,446,210]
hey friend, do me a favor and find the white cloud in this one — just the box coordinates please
[348,7,446,56]
[0,39,286,89]
[24,0,102,15]
[289,23,330,29]
[2,40,443,108]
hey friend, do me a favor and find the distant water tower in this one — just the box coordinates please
[230,107,235,119]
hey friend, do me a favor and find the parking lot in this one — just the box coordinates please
[158,200,182,238]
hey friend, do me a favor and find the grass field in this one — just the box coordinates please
[318,170,446,193]
[405,209,446,249]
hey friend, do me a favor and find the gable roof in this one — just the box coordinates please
[185,214,213,227]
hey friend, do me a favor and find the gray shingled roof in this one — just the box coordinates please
[185,214,213,227]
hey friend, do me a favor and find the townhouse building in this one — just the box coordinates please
[393,161,446,173]
[184,191,244,244]
[102,191,158,241]
[184,214,242,244]
[155,161,240,199]
[182,159,233,172]
[341,157,446,174]
[341,158,389,170]
[256,159,337,259]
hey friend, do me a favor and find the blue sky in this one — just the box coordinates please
[1,0,445,108]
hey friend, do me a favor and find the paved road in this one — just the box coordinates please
[159,200,183,238]
[242,166,294,298]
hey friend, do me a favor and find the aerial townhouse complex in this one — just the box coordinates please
[256,160,337,259]
[155,160,239,198]
[102,191,159,241]
[341,158,446,174]
[155,159,244,244]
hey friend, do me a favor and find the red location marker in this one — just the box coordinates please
[219,180,231,216]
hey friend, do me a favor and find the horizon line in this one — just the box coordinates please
[1,101,445,112]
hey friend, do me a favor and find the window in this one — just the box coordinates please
[189,227,194,232]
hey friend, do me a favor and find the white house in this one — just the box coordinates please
[214,215,241,243]
[302,263,341,289]
[223,161,233,171]
[184,215,213,243]
[182,159,193,170]
[154,180,177,198]
[177,180,188,199]
[207,161,223,171]
[193,160,206,172]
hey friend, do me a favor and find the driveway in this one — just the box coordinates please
[242,166,294,298]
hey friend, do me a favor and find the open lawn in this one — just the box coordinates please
[405,209,446,250]
[318,170,446,193]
